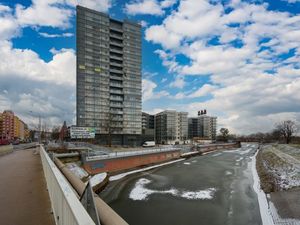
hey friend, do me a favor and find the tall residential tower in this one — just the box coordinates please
[76,6,142,146]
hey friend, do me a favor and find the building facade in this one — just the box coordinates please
[0,110,28,142]
[155,110,188,144]
[0,110,14,141]
[141,112,155,142]
[188,110,217,141]
[76,6,142,146]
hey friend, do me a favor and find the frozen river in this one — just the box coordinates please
[100,144,262,225]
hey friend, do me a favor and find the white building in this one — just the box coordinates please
[155,110,188,144]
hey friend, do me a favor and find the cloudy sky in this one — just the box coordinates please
[0,0,300,134]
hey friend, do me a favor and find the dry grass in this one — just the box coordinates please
[256,147,289,193]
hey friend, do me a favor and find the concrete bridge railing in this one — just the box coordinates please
[40,145,96,225]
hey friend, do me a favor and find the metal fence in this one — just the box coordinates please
[40,145,96,225]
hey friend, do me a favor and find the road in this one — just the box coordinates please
[0,147,55,225]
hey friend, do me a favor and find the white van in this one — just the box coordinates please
[143,141,155,147]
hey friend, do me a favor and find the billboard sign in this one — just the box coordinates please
[70,127,96,139]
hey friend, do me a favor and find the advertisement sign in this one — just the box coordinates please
[70,127,96,139]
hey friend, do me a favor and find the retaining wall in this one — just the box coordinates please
[197,142,241,153]
[83,150,181,174]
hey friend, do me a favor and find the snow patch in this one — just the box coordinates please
[129,178,216,201]
[181,188,216,200]
[225,171,233,176]
[90,172,107,187]
[252,149,275,225]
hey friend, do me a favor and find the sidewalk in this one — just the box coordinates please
[0,148,55,225]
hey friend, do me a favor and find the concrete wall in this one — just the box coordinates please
[84,150,181,174]
[197,142,241,153]
[0,144,13,156]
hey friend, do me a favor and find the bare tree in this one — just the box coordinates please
[51,126,60,140]
[103,113,120,147]
[220,128,229,142]
[276,120,297,144]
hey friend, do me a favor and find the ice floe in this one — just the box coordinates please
[129,178,216,201]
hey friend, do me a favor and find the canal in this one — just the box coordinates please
[100,143,262,225]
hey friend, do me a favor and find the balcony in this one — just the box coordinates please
[110,33,123,40]
[110,26,123,33]
[109,69,123,75]
[110,48,123,54]
[110,96,123,101]
[109,89,123,94]
[110,41,123,47]
[110,54,123,61]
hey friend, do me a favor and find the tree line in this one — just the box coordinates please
[218,120,299,144]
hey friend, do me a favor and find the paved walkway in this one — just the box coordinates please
[0,148,55,225]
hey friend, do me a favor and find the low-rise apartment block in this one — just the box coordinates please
[155,110,188,144]
[188,110,217,142]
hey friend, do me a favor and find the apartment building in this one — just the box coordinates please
[76,6,142,146]
[141,112,155,142]
[188,110,217,141]
[155,110,188,144]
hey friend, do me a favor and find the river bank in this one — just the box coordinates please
[255,144,300,225]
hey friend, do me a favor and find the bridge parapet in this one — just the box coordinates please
[40,145,96,225]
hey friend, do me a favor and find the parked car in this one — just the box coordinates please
[0,139,10,145]
[143,141,155,147]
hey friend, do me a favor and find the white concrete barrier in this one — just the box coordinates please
[40,145,96,225]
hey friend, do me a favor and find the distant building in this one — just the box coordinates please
[0,110,14,141]
[0,110,28,142]
[141,112,155,142]
[188,110,217,142]
[155,110,188,144]
[59,121,68,141]
[76,6,142,146]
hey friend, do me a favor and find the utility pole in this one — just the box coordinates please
[38,115,41,144]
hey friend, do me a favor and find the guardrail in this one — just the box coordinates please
[86,147,181,161]
[40,145,96,225]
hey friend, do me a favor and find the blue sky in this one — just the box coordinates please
[0,0,300,134]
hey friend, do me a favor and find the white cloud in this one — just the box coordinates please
[39,32,73,38]
[15,1,73,28]
[140,20,148,27]
[125,0,164,16]
[66,0,112,11]
[0,41,76,86]
[160,0,177,8]
[16,0,112,29]
[174,84,216,99]
[0,5,19,41]
[188,84,217,98]
[142,79,169,101]
[125,0,177,16]
[0,4,11,13]
[169,76,185,89]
